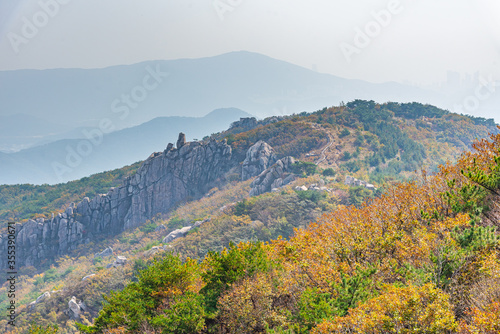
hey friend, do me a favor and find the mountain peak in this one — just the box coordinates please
[203,108,253,119]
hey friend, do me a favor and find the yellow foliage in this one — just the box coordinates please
[312,283,457,334]
[459,302,500,333]
[218,271,290,333]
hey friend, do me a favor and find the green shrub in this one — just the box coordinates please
[291,161,317,177]
[339,128,351,138]
[322,168,336,176]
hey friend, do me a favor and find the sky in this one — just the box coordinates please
[0,0,499,86]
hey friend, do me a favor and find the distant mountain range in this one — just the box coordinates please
[1,51,497,184]
[0,108,251,185]
[0,51,449,132]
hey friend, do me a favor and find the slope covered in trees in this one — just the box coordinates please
[2,101,495,228]
[76,129,500,333]
[2,101,498,333]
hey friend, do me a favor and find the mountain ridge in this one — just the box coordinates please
[0,108,252,185]
[0,100,499,332]
[0,51,447,129]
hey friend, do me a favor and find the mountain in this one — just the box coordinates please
[0,51,448,131]
[0,101,498,332]
[0,114,71,152]
[0,108,251,185]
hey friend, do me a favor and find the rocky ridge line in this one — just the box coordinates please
[0,134,233,268]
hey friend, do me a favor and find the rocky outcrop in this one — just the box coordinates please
[242,141,277,181]
[177,132,186,148]
[68,296,86,319]
[106,256,127,268]
[82,274,96,281]
[162,218,210,244]
[36,291,50,304]
[295,180,332,193]
[163,226,192,243]
[249,157,296,197]
[94,247,113,258]
[0,134,233,269]
[27,291,51,312]
[229,117,258,132]
[144,245,164,257]
[344,175,376,191]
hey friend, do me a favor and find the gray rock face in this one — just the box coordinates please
[0,135,233,269]
[94,247,113,258]
[36,291,50,304]
[82,274,96,281]
[106,256,127,268]
[161,218,210,244]
[68,296,81,319]
[241,140,277,181]
[344,175,376,190]
[162,226,193,244]
[249,156,295,197]
[229,117,258,131]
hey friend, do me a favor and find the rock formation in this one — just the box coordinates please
[241,141,277,181]
[94,247,113,258]
[36,291,50,304]
[344,175,376,191]
[249,156,295,197]
[161,218,210,244]
[0,136,296,270]
[106,256,127,268]
[0,134,233,269]
[229,117,258,132]
[68,296,86,319]
[82,274,96,281]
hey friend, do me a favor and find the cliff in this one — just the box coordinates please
[0,134,233,268]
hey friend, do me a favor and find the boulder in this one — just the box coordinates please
[162,226,193,243]
[36,291,50,304]
[94,247,113,258]
[345,175,355,185]
[28,301,36,311]
[250,157,295,196]
[345,175,377,191]
[242,141,277,181]
[229,117,258,131]
[68,296,81,319]
[193,218,210,228]
[82,274,96,281]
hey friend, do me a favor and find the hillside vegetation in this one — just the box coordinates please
[1,101,498,333]
[2,101,495,226]
[77,128,500,333]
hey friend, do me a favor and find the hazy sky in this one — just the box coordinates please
[0,0,499,85]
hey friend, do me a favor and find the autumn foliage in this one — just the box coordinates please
[78,129,500,333]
